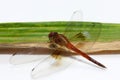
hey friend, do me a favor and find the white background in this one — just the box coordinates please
[0,0,120,23]
[0,0,120,80]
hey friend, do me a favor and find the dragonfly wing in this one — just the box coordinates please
[31,51,72,79]
[10,47,51,65]
[64,10,101,52]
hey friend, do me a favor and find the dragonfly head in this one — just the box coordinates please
[48,32,58,42]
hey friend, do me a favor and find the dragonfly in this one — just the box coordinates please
[10,11,106,78]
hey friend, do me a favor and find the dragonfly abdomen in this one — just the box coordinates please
[66,43,106,68]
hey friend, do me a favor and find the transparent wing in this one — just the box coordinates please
[10,47,52,65]
[64,10,101,53]
[10,46,73,79]
[31,50,72,79]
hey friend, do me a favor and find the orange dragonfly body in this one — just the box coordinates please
[10,11,106,78]
[48,32,106,68]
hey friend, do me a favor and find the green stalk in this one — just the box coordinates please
[0,21,119,43]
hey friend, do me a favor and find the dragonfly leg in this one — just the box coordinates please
[51,50,62,60]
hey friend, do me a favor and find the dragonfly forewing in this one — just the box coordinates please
[10,47,52,65]
[64,10,101,53]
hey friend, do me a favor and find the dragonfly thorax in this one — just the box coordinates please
[48,32,69,47]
